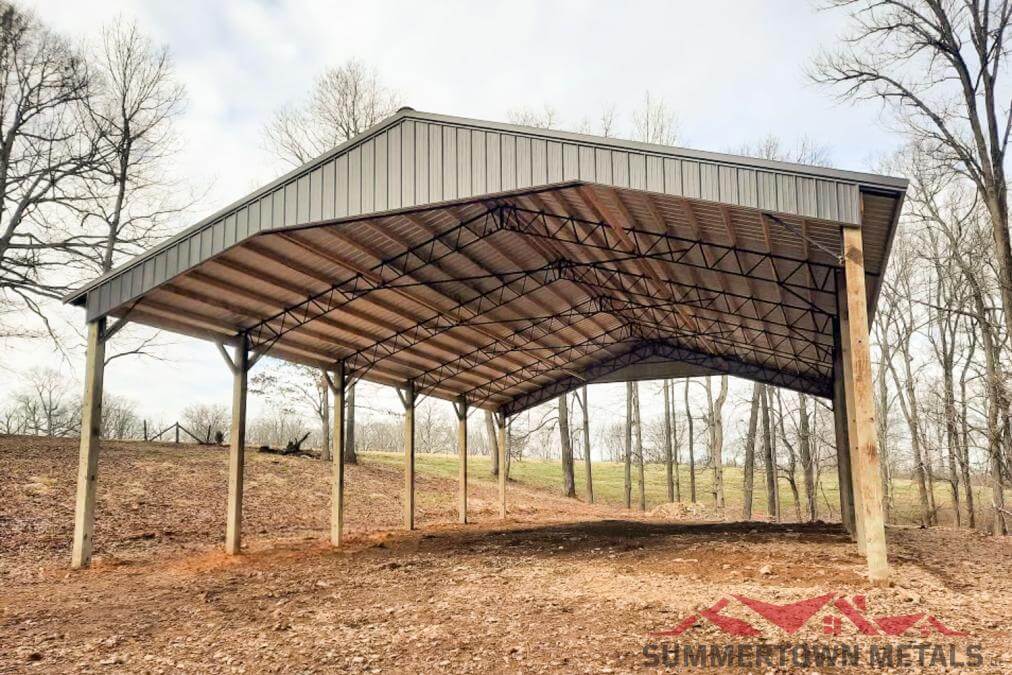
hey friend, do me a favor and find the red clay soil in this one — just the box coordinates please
[1,436,1010,673]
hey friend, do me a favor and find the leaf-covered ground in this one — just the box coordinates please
[1,436,1010,673]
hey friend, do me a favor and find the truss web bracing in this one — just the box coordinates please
[75,186,864,414]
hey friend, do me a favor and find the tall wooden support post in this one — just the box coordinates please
[328,363,346,546]
[496,412,507,520]
[454,396,468,524]
[400,383,416,530]
[837,271,866,553]
[840,225,889,583]
[71,318,108,569]
[224,336,250,556]
[832,317,857,537]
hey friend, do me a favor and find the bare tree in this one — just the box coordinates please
[263,59,400,167]
[13,367,79,436]
[684,378,696,502]
[742,383,761,519]
[0,4,98,336]
[507,105,558,129]
[662,380,675,502]
[558,393,576,498]
[706,376,729,512]
[180,402,228,444]
[84,18,186,274]
[814,0,1012,347]
[631,91,678,145]
[575,385,593,503]
[624,381,633,509]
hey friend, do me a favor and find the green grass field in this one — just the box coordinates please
[362,449,1002,527]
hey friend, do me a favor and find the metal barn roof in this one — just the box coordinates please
[65,109,906,414]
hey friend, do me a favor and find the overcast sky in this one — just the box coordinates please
[6,0,900,450]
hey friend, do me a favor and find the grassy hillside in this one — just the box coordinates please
[365,450,999,527]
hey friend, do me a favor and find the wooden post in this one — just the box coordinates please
[455,396,468,524]
[841,225,889,584]
[832,316,857,537]
[329,363,346,546]
[225,335,249,555]
[71,318,107,569]
[497,412,507,520]
[175,423,180,444]
[401,383,416,530]
[837,274,866,553]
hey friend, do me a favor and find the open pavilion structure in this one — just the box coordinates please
[64,109,906,583]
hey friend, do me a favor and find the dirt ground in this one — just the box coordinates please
[1,436,1011,673]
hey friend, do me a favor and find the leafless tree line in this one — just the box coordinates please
[0,2,189,347]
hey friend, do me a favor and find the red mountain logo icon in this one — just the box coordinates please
[651,593,967,638]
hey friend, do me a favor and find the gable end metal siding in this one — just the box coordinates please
[80,113,883,320]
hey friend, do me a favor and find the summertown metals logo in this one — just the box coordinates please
[642,592,984,669]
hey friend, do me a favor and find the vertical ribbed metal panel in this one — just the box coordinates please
[663,158,681,195]
[362,138,375,213]
[682,161,700,198]
[838,183,859,223]
[612,151,629,188]
[401,120,415,207]
[757,171,777,211]
[486,132,501,191]
[516,136,532,188]
[646,155,663,192]
[472,129,486,194]
[501,134,516,191]
[737,169,757,208]
[335,154,348,217]
[629,154,646,190]
[719,166,738,205]
[415,122,429,204]
[532,138,547,185]
[457,128,471,197]
[428,124,442,201]
[348,146,362,216]
[442,126,457,199]
[776,174,797,213]
[700,163,719,201]
[297,174,310,223]
[579,146,595,180]
[595,149,611,184]
[309,168,322,221]
[816,180,837,221]
[797,177,817,217]
[387,126,401,209]
[562,143,579,181]
[547,141,563,182]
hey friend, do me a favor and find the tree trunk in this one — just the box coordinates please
[580,386,593,503]
[760,384,777,521]
[798,393,816,522]
[663,380,675,503]
[486,410,499,476]
[559,395,576,498]
[320,375,331,461]
[684,378,696,503]
[624,381,632,509]
[709,376,728,513]
[887,347,931,526]
[742,383,760,520]
[344,382,357,464]
[633,383,645,511]
[959,337,977,528]
[670,382,681,501]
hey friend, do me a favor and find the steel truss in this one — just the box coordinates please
[233,197,840,413]
[243,206,502,354]
[497,338,833,416]
[496,203,839,319]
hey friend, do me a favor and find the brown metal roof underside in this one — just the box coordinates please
[103,181,898,415]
